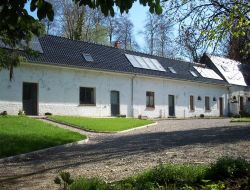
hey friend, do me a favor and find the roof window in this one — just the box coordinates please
[82,53,94,62]
[168,67,177,74]
[190,70,198,77]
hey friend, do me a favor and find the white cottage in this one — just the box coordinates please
[0,35,249,118]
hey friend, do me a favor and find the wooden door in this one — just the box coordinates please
[111,91,120,116]
[23,82,38,115]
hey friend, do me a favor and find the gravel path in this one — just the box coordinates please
[0,119,250,190]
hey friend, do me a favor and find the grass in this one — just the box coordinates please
[0,116,86,158]
[49,116,154,132]
[231,117,250,122]
[56,157,250,190]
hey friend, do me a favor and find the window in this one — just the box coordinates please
[79,87,95,105]
[82,53,94,62]
[190,95,194,111]
[125,54,166,72]
[190,70,198,77]
[168,67,177,74]
[146,91,155,108]
[205,96,210,111]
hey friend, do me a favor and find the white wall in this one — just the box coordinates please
[228,85,250,114]
[0,63,132,117]
[133,76,228,118]
[0,63,229,118]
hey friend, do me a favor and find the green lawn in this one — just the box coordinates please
[231,117,250,122]
[0,116,86,158]
[49,116,154,132]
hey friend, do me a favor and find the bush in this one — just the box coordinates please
[205,157,250,180]
[45,112,52,116]
[200,114,204,118]
[18,110,25,116]
[239,111,250,117]
[69,178,110,190]
[116,163,207,190]
[0,111,7,116]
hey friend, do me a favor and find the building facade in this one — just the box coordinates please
[0,35,249,118]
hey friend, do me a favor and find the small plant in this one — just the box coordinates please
[0,111,7,116]
[200,114,205,118]
[69,177,110,190]
[54,172,74,190]
[18,110,25,116]
[205,157,250,181]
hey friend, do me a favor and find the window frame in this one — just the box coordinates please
[205,96,210,111]
[79,87,96,106]
[189,95,195,111]
[146,91,155,108]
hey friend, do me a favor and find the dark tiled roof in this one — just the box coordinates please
[10,35,229,85]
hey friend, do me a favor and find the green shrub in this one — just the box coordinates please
[69,177,110,190]
[116,163,207,190]
[205,157,250,181]
[239,111,250,117]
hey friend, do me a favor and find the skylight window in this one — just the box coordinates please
[190,70,198,77]
[168,67,177,74]
[82,53,94,62]
[125,54,166,72]
[193,66,223,80]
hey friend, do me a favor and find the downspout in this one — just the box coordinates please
[131,75,136,117]
[227,85,232,116]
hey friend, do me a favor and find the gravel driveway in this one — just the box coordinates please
[0,119,250,190]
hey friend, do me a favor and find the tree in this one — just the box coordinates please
[177,26,209,62]
[144,13,159,55]
[114,15,137,50]
[164,0,250,59]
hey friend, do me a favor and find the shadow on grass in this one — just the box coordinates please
[0,125,250,184]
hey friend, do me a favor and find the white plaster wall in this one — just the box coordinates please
[133,76,228,118]
[0,63,132,116]
[228,85,250,114]
[0,63,229,118]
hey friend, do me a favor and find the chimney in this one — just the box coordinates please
[114,41,121,48]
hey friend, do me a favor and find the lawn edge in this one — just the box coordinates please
[46,117,156,133]
[0,138,89,163]
[117,122,157,133]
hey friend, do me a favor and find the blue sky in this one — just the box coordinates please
[25,1,149,49]
[128,1,148,49]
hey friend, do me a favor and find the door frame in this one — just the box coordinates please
[22,82,39,115]
[168,94,175,117]
[110,90,120,116]
[219,97,224,116]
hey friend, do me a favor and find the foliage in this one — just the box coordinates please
[0,116,86,158]
[116,163,207,189]
[164,0,250,60]
[205,157,250,181]
[54,172,74,190]
[49,116,153,132]
[69,177,110,190]
[73,0,163,17]
[54,157,250,190]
